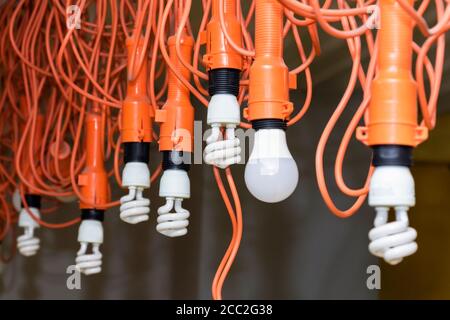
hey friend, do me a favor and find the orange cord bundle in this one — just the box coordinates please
[313,0,448,218]
[0,0,449,298]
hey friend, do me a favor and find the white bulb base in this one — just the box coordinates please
[369,166,415,208]
[207,94,240,126]
[159,169,190,199]
[77,220,104,244]
[18,207,40,229]
[122,162,150,188]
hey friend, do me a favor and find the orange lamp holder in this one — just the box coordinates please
[122,36,153,144]
[357,0,428,148]
[203,0,243,71]
[78,112,110,211]
[156,34,194,154]
[244,0,296,123]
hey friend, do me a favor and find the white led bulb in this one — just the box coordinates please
[245,129,298,203]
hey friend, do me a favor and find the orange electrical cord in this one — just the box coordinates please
[0,0,448,300]
[212,166,243,300]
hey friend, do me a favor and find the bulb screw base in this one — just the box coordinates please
[251,119,287,131]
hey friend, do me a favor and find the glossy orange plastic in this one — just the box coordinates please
[78,112,110,209]
[121,36,153,143]
[357,0,428,147]
[245,0,294,122]
[156,34,194,153]
[203,0,243,70]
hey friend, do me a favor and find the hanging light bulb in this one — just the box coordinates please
[17,195,41,257]
[367,146,418,264]
[354,0,426,265]
[157,164,190,237]
[245,124,298,203]
[76,210,104,275]
[155,33,194,236]
[120,36,153,225]
[243,0,298,203]
[75,112,110,275]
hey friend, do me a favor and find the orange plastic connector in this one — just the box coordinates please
[78,113,110,209]
[121,36,153,143]
[357,0,428,147]
[202,0,243,70]
[245,0,294,121]
[155,34,194,153]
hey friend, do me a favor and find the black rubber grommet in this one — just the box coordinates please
[81,209,104,222]
[22,194,41,209]
[251,119,287,131]
[123,142,150,164]
[372,145,413,167]
[162,151,191,172]
[208,68,240,97]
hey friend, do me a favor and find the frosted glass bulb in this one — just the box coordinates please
[244,129,298,203]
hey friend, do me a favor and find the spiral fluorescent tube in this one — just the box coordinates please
[120,162,151,224]
[76,220,103,275]
[157,169,190,237]
[17,207,41,257]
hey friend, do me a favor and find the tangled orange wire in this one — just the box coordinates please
[0,0,448,300]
